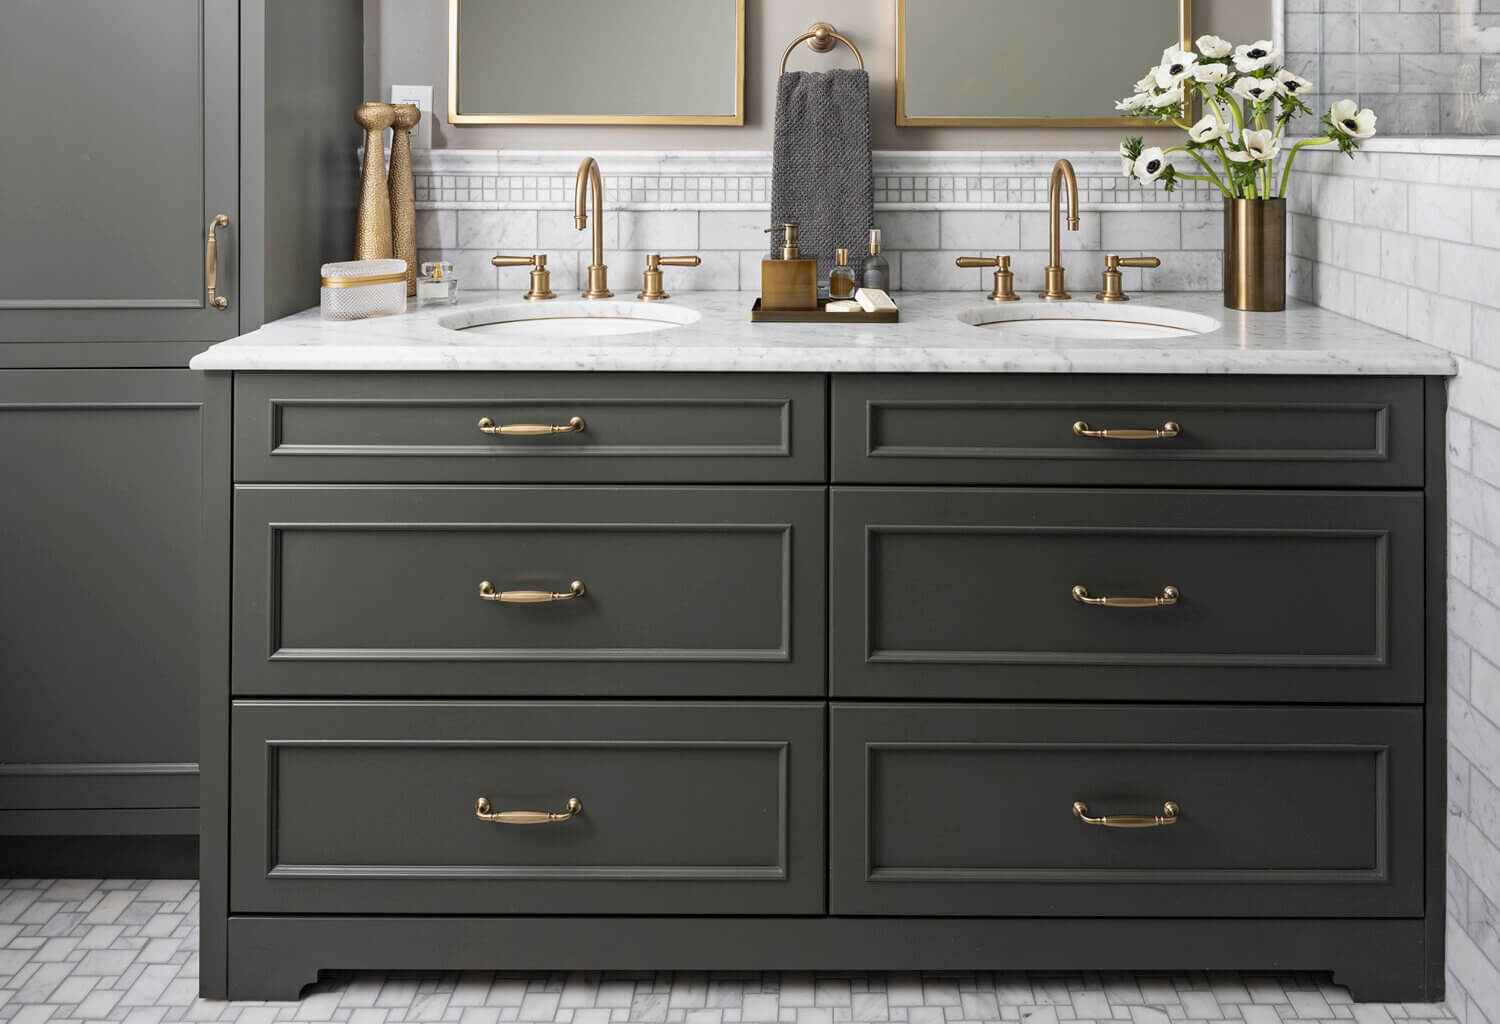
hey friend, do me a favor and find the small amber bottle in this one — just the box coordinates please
[829,248,857,298]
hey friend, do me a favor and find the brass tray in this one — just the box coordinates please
[750,297,899,323]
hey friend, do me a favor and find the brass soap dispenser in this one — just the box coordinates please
[761,223,818,311]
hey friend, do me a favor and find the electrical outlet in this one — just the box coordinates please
[391,85,434,149]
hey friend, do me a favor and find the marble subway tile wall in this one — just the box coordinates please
[1282,0,1500,136]
[410,152,1226,295]
[1287,140,1500,1024]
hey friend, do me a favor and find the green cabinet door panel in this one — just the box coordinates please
[830,487,1424,702]
[230,700,825,915]
[232,485,827,697]
[830,703,1423,918]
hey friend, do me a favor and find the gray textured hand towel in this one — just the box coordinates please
[770,68,874,285]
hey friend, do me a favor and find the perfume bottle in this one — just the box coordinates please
[417,261,458,307]
[828,247,857,298]
[862,228,890,291]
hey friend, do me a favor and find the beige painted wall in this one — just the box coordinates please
[365,0,1273,151]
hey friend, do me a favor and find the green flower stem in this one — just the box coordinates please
[1165,145,1231,196]
[1277,136,1335,198]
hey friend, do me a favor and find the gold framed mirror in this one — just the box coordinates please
[448,0,744,125]
[897,0,1191,127]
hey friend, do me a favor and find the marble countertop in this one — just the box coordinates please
[190,290,1455,375]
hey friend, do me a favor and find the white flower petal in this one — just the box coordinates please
[1134,147,1168,183]
[1196,34,1232,58]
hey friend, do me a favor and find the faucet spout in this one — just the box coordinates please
[1042,158,1079,300]
[574,157,612,298]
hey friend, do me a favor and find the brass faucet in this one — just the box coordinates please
[1041,158,1080,301]
[574,157,612,299]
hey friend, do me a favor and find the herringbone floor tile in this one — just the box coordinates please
[0,879,1458,1023]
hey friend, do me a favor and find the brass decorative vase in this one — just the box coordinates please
[1223,198,1286,312]
[354,102,396,262]
[388,103,421,296]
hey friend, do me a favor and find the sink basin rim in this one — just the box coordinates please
[958,302,1221,338]
[442,300,702,337]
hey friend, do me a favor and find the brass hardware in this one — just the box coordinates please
[1096,255,1162,302]
[955,255,1019,302]
[761,224,818,311]
[637,253,700,301]
[493,254,557,301]
[1072,585,1180,608]
[1224,198,1287,312]
[475,795,583,824]
[477,416,585,436]
[478,580,587,603]
[1073,800,1180,828]
[389,103,422,296]
[765,223,803,260]
[779,22,864,74]
[1041,159,1080,300]
[1073,420,1181,440]
[895,0,1191,127]
[206,214,229,310]
[575,158,612,298]
[354,102,397,261]
[319,271,408,288]
[447,0,744,126]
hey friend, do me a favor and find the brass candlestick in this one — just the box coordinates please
[388,103,420,295]
[354,102,396,261]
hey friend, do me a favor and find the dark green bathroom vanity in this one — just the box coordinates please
[189,302,1453,1001]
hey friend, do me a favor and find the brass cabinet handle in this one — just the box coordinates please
[1073,420,1180,439]
[1074,800,1180,828]
[206,214,229,310]
[479,580,586,603]
[475,796,583,824]
[477,416,585,436]
[1072,585,1179,608]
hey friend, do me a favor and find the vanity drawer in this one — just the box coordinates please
[830,488,1423,702]
[231,700,824,915]
[233,486,825,697]
[832,375,1424,487]
[830,703,1422,918]
[235,373,825,483]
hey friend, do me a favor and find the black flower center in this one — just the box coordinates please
[1168,63,1185,74]
[1146,159,1162,173]
[1248,47,1267,58]
[1342,118,1358,131]
[1285,79,1302,91]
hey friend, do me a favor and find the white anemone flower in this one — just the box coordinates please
[1133,147,1169,183]
[1231,76,1284,104]
[1187,114,1225,144]
[1115,92,1153,112]
[1226,128,1281,163]
[1154,48,1198,88]
[1275,68,1313,96]
[1149,83,1186,111]
[1196,34,1232,58]
[1232,40,1278,73]
[1119,142,1135,176]
[1192,63,1233,85]
[1135,72,1159,93]
[1329,99,1378,139]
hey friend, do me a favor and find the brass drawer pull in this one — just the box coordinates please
[1072,585,1179,608]
[206,214,230,310]
[1073,420,1180,439]
[475,796,583,824]
[479,580,586,603]
[477,416,585,436]
[1073,800,1180,828]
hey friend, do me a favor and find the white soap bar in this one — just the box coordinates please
[855,288,897,312]
[826,300,864,312]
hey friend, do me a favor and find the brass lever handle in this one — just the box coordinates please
[1072,585,1179,608]
[479,580,586,603]
[638,253,701,301]
[1097,254,1161,302]
[475,796,583,824]
[1073,420,1180,439]
[206,214,229,310]
[955,255,1018,302]
[477,416,585,435]
[492,254,556,300]
[1073,800,1179,828]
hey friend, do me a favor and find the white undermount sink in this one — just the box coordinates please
[959,302,1220,340]
[443,301,700,337]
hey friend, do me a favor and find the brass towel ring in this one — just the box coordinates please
[779,22,865,74]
